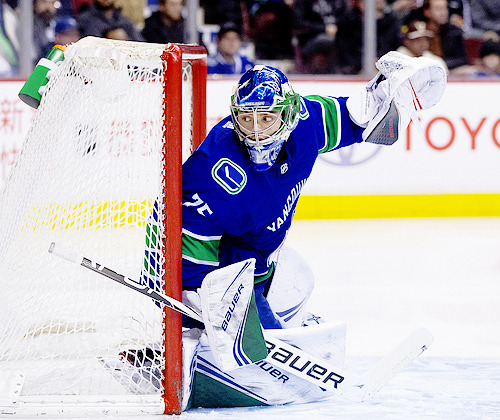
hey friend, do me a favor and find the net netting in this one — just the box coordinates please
[0,38,200,411]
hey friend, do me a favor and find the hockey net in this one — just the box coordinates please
[0,37,206,416]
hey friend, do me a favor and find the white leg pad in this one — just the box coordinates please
[266,247,315,328]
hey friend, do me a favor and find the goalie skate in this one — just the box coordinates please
[99,347,163,395]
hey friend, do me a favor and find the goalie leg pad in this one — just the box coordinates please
[185,322,347,408]
[199,259,267,372]
[266,247,315,328]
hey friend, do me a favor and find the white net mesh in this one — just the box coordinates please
[0,38,201,410]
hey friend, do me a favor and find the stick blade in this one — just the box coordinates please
[359,327,433,401]
[48,242,81,264]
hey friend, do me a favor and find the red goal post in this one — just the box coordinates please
[162,43,207,415]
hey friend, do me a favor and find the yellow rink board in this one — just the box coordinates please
[294,194,500,219]
[25,195,500,230]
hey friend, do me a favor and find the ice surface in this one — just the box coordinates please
[54,218,500,419]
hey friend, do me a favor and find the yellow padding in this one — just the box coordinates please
[294,194,500,219]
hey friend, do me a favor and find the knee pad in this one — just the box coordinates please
[266,247,315,328]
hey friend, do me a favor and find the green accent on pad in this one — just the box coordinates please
[182,232,220,263]
[306,95,340,154]
[242,292,268,363]
[188,370,268,408]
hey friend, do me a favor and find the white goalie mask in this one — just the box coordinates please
[230,66,301,171]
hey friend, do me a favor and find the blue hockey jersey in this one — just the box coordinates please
[181,95,364,290]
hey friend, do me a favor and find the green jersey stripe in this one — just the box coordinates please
[182,254,220,267]
[305,95,341,154]
[182,231,220,263]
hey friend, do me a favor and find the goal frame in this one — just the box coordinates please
[0,41,207,417]
[162,43,207,415]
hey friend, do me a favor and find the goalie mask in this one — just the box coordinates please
[230,65,301,171]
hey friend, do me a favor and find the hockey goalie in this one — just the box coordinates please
[137,53,446,409]
[2,41,445,414]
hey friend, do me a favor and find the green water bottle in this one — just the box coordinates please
[18,44,66,109]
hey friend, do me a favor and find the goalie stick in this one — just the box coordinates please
[48,242,433,402]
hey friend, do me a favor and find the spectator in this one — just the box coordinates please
[54,16,81,45]
[333,0,401,74]
[470,39,500,76]
[397,20,449,71]
[57,0,77,17]
[0,0,19,76]
[387,0,421,20]
[33,0,59,63]
[104,25,129,40]
[292,0,347,73]
[39,16,81,58]
[248,1,295,60]
[422,0,470,73]
[448,0,464,28]
[114,0,146,28]
[72,0,93,14]
[0,54,11,77]
[465,0,500,36]
[77,0,142,40]
[293,0,346,49]
[142,0,185,44]
[207,22,254,75]
[300,35,336,74]
[200,0,242,27]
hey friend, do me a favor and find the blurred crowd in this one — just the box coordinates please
[1,0,499,78]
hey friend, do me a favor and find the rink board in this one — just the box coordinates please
[1,78,499,218]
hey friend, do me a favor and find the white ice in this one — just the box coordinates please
[179,218,500,420]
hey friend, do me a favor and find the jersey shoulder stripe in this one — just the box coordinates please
[304,95,341,154]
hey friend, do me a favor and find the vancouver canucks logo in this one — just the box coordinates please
[212,158,247,194]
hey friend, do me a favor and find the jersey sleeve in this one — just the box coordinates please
[303,95,365,154]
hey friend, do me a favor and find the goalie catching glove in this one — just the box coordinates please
[347,51,447,145]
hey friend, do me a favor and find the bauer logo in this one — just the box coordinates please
[212,158,247,194]
[221,283,244,331]
[265,340,345,388]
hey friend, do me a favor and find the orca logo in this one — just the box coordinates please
[212,158,247,194]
